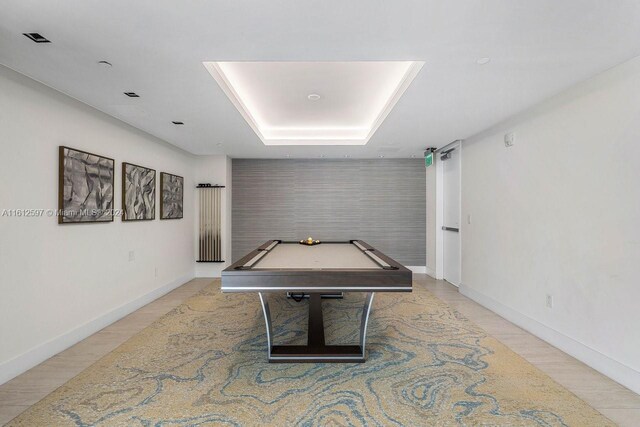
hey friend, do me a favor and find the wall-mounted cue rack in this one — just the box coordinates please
[197,184,225,263]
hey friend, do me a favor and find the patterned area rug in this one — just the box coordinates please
[9,282,612,426]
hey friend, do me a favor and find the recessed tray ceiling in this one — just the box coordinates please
[203,61,424,145]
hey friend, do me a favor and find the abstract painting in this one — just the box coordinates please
[122,163,156,221]
[160,172,184,219]
[58,146,114,224]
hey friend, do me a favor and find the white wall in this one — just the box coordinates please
[194,155,232,277]
[0,65,196,384]
[460,56,640,394]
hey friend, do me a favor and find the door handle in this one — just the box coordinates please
[442,226,459,232]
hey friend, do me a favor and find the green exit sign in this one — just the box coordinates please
[425,152,433,168]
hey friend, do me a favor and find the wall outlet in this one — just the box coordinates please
[128,250,135,262]
[504,132,515,147]
[546,294,553,308]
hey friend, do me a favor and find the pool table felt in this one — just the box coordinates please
[252,242,381,270]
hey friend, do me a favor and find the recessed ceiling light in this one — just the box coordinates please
[216,142,223,146]
[378,155,385,158]
[285,154,290,158]
[23,33,50,43]
[344,154,350,158]
[320,154,325,158]
[124,92,140,98]
[476,57,490,65]
[307,93,321,101]
[410,154,416,158]
[172,121,184,125]
[97,60,112,68]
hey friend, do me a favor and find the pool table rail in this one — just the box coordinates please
[221,240,412,293]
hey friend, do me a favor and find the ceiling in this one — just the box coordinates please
[203,61,423,146]
[1,0,640,158]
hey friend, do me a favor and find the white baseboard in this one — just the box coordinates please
[407,266,427,274]
[425,266,436,278]
[195,263,227,278]
[0,273,195,386]
[459,284,640,395]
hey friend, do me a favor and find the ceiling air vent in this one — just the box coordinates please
[23,33,50,43]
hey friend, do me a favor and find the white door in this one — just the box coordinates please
[441,143,461,286]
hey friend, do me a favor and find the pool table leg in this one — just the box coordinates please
[258,292,273,353]
[257,291,375,363]
[359,292,375,359]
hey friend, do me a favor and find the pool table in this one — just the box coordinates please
[222,240,412,362]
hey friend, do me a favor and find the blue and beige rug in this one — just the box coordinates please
[9,282,612,426]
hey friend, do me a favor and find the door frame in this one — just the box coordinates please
[435,140,462,285]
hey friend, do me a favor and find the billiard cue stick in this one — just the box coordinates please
[213,188,218,261]
[203,188,206,261]
[210,188,213,261]
[218,188,222,261]
[206,188,209,261]
[204,188,211,261]
[211,188,218,261]
[217,187,220,260]
[202,188,206,261]
[219,187,222,260]
[203,187,206,261]
[217,187,220,261]
[205,188,208,261]
[201,188,205,261]
[214,187,218,261]
[208,188,211,261]
[208,190,214,261]
[199,188,202,261]
[200,190,204,261]
[211,188,216,261]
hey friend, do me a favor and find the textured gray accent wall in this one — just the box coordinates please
[232,159,426,265]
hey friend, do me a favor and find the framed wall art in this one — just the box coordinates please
[58,146,114,224]
[122,162,156,221]
[160,172,184,219]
